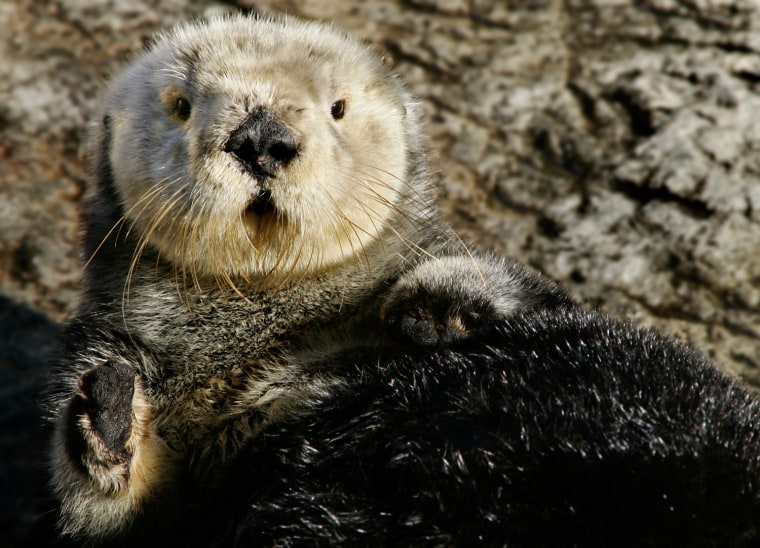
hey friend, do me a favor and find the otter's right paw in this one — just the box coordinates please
[52,357,174,540]
[65,360,137,491]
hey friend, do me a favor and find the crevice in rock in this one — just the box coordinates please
[612,178,712,220]
[607,86,656,137]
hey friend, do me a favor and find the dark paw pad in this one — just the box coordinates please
[383,292,485,348]
[68,360,136,459]
[385,304,445,347]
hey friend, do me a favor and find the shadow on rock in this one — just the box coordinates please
[0,295,66,547]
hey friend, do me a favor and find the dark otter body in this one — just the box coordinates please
[75,306,760,547]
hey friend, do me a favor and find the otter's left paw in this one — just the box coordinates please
[78,360,135,456]
[381,254,570,348]
[381,256,504,348]
[381,289,493,347]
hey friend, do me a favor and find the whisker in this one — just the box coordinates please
[83,182,169,272]
[354,164,432,211]
[219,268,253,305]
[173,196,198,311]
[119,181,176,241]
[83,216,127,273]
[347,169,434,236]
[188,219,203,296]
[335,202,377,272]
[341,176,438,264]
[124,184,187,309]
[449,228,485,285]
[273,234,308,290]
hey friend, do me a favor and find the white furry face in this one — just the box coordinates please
[102,15,415,287]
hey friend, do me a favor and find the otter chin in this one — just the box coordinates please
[245,190,275,218]
[243,190,279,234]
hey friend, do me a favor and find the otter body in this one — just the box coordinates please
[48,13,563,542]
[179,308,760,547]
[48,13,760,547]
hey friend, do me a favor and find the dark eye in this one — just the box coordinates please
[331,99,345,120]
[175,97,192,120]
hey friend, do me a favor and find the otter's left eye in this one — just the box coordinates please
[175,97,192,121]
[331,99,346,120]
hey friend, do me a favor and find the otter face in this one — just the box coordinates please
[100,15,418,287]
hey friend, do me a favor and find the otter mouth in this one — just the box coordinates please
[245,189,275,218]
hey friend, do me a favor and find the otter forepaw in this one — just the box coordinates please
[65,360,137,490]
[79,360,135,456]
[381,256,505,348]
[381,254,570,348]
[382,290,489,348]
[52,357,174,539]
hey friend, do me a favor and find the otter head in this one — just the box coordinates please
[93,14,432,289]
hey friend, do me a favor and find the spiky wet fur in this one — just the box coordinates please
[47,13,760,547]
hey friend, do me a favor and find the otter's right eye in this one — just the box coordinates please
[175,97,192,121]
[331,99,346,120]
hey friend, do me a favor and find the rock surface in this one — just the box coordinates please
[2,0,760,545]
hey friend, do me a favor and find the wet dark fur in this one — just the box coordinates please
[85,305,760,547]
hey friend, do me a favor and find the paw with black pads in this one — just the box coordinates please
[52,355,173,538]
[381,255,570,348]
[80,360,135,454]
[64,359,138,490]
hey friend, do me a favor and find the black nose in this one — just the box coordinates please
[224,109,298,177]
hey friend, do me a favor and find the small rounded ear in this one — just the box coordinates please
[96,115,113,185]
[82,112,124,261]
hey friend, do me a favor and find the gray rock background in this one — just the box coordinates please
[2,0,760,544]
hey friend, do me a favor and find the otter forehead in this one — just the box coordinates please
[150,16,386,102]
